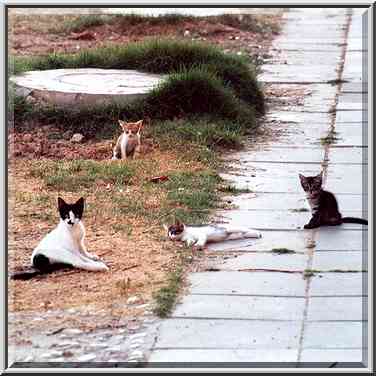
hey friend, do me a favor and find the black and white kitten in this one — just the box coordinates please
[164,220,262,249]
[299,172,367,229]
[11,197,108,280]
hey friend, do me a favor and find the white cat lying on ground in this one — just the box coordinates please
[164,220,262,249]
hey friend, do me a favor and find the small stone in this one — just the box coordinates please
[25,95,37,104]
[183,30,190,36]
[62,350,74,358]
[22,133,33,142]
[77,353,96,362]
[63,328,83,336]
[62,130,73,140]
[70,133,84,143]
[127,296,141,305]
[40,350,61,358]
[88,343,108,349]
[108,346,121,352]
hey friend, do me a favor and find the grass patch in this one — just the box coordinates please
[53,14,109,33]
[218,185,253,194]
[271,248,296,254]
[303,269,320,278]
[163,171,222,223]
[217,14,280,34]
[10,39,264,114]
[289,208,309,212]
[320,131,340,145]
[152,267,183,317]
[29,159,135,191]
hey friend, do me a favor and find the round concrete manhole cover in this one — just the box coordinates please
[10,68,165,107]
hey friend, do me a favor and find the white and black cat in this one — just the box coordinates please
[299,172,368,229]
[11,197,108,280]
[164,220,262,249]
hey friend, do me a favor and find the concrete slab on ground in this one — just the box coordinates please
[149,348,299,363]
[207,230,310,253]
[312,251,365,271]
[307,296,364,321]
[173,295,306,320]
[188,271,307,296]
[153,319,302,349]
[315,229,367,251]
[309,272,366,296]
[300,348,363,362]
[216,252,309,271]
[302,321,364,348]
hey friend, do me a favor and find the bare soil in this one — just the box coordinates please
[8,12,283,329]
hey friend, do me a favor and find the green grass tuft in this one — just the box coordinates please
[271,248,296,254]
[10,39,264,115]
[30,160,135,191]
[153,268,183,317]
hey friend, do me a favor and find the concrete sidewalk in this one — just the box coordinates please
[147,8,368,366]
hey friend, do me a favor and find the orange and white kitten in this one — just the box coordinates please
[112,119,143,160]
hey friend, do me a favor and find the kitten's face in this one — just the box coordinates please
[58,197,84,227]
[299,173,323,197]
[119,120,143,139]
[165,222,185,241]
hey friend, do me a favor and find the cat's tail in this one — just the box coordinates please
[10,255,74,280]
[10,268,42,281]
[342,217,368,225]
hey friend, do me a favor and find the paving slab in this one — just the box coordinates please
[173,295,305,321]
[327,147,367,165]
[315,229,367,251]
[215,209,366,231]
[154,319,302,349]
[312,251,365,271]
[333,124,367,147]
[300,348,363,362]
[335,110,367,123]
[302,321,363,348]
[188,272,307,296]
[207,230,310,253]
[260,64,337,83]
[258,122,330,146]
[149,348,299,363]
[215,209,309,230]
[225,192,308,211]
[216,252,309,271]
[325,165,367,194]
[266,111,330,124]
[228,147,325,164]
[269,51,341,66]
[307,296,364,321]
[309,272,366,296]
[341,82,367,94]
[337,93,366,111]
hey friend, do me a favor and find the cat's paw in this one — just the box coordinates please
[98,263,109,272]
[304,223,317,229]
[87,253,100,261]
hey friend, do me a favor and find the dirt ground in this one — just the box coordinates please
[8,12,283,327]
[8,13,280,58]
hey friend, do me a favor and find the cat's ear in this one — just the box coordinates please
[298,174,306,183]
[57,197,67,211]
[136,120,143,131]
[74,197,85,218]
[118,120,126,130]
